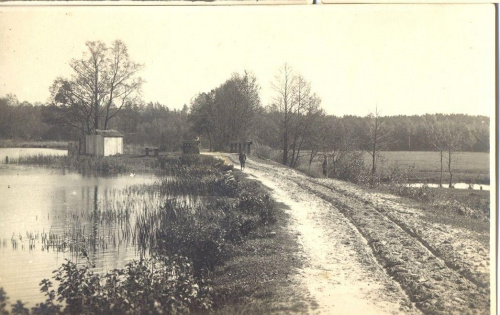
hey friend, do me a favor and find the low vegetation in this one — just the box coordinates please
[11,154,160,175]
[286,150,491,222]
[0,139,68,149]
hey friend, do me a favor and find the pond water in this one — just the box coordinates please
[0,148,67,163]
[408,182,490,191]
[0,162,160,306]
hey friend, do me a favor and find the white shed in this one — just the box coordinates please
[85,130,124,156]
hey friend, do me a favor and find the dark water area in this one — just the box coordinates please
[0,159,160,306]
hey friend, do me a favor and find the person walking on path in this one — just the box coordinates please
[239,151,247,170]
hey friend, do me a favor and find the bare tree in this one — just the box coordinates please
[356,106,390,184]
[271,63,296,165]
[271,64,323,167]
[288,75,322,168]
[442,120,471,187]
[50,40,143,135]
[426,118,447,187]
[426,118,472,187]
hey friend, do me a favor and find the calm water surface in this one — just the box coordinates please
[0,154,160,306]
[408,182,490,191]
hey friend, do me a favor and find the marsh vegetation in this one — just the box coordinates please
[0,153,284,314]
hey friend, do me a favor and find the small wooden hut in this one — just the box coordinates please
[85,130,124,156]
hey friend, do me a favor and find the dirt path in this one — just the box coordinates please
[217,153,419,314]
[216,153,491,315]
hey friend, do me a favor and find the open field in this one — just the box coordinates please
[372,151,490,184]
[297,151,490,185]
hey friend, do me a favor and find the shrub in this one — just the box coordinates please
[332,151,371,185]
[26,257,211,315]
[252,143,274,160]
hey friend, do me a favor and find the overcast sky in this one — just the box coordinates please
[0,4,495,117]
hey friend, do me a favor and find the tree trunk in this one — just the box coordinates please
[282,131,288,165]
[309,150,317,168]
[448,149,453,188]
[331,151,336,177]
[439,150,443,188]
[293,140,304,169]
[205,128,213,152]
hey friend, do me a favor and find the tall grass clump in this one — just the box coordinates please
[12,154,160,175]
[124,156,279,280]
[137,170,278,278]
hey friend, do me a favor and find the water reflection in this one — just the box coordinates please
[0,165,158,306]
[408,182,490,191]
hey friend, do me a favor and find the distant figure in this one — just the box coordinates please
[239,151,246,170]
[322,155,328,177]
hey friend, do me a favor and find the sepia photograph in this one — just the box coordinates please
[0,4,495,314]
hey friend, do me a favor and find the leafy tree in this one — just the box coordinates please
[189,71,261,151]
[189,91,216,151]
[49,40,143,136]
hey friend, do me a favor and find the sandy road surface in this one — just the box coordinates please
[215,153,419,314]
[214,153,491,315]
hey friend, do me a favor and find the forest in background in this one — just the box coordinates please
[0,92,489,153]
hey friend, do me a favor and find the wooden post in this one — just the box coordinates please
[5,156,8,164]
[145,147,149,156]
[154,148,159,157]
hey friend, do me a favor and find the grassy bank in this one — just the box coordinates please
[11,153,162,175]
[211,173,306,314]
[1,154,301,314]
[0,139,68,149]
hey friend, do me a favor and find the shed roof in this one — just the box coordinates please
[95,129,124,137]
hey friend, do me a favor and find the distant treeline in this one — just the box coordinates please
[0,95,194,151]
[0,94,489,153]
[327,114,489,152]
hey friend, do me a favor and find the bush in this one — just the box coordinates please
[332,151,371,185]
[252,143,274,160]
[143,169,278,278]
[4,257,212,315]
